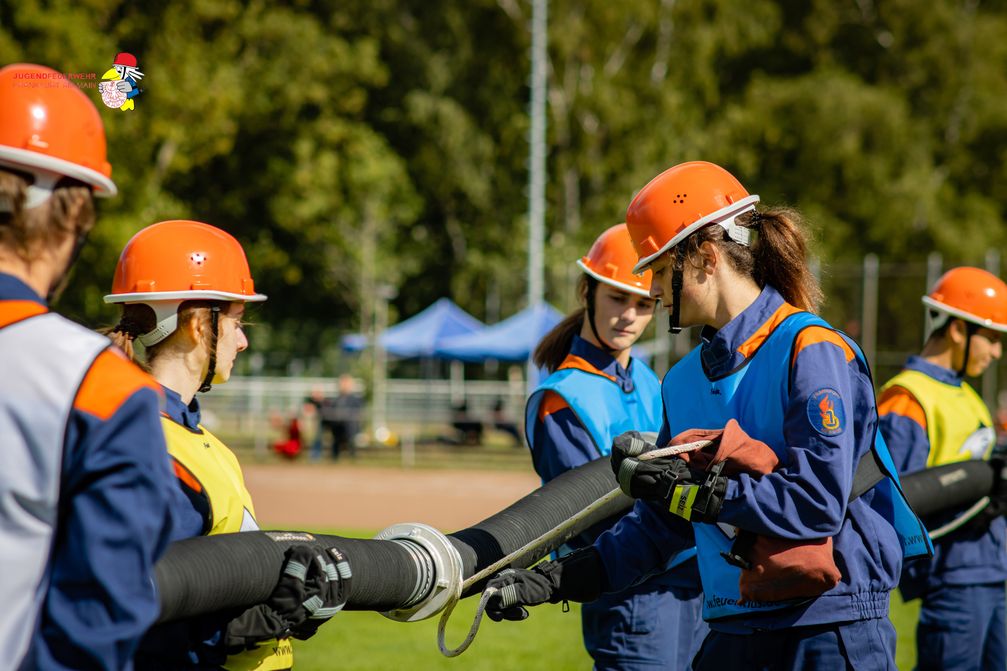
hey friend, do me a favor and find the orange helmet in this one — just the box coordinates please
[626,161,759,273]
[576,224,652,297]
[0,63,116,208]
[104,220,266,345]
[923,267,1007,334]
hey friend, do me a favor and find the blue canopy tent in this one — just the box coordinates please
[434,303,564,362]
[341,297,484,358]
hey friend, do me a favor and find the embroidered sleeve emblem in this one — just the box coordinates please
[807,388,846,436]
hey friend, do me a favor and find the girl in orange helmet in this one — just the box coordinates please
[486,162,931,669]
[879,267,1007,671]
[513,224,706,669]
[0,64,178,671]
[105,220,344,671]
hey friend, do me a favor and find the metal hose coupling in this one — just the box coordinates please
[374,522,463,622]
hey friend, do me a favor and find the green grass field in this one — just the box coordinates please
[289,529,924,670]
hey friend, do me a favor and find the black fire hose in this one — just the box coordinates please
[155,457,631,623]
[900,460,995,518]
[155,455,1001,624]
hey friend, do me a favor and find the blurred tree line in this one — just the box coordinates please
[3,0,1007,374]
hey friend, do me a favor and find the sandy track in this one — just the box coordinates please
[242,463,541,533]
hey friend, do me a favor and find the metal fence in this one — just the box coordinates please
[199,375,526,456]
[205,250,1007,457]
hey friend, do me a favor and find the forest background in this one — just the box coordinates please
[4,0,1007,379]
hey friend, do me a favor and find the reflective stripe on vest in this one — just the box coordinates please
[663,311,932,621]
[0,313,110,664]
[880,369,995,467]
[162,419,292,669]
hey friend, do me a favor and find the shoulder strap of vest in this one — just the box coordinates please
[781,313,888,503]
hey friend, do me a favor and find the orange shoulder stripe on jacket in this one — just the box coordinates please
[737,302,803,359]
[538,390,571,421]
[74,348,162,420]
[877,385,928,431]
[790,325,856,366]
[558,354,617,383]
[172,457,204,494]
[0,300,47,328]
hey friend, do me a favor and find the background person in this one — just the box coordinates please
[487,161,931,670]
[105,220,346,670]
[0,63,178,670]
[517,223,706,670]
[322,373,364,459]
[878,267,1007,671]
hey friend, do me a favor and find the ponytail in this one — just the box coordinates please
[747,207,822,312]
[102,303,157,370]
[532,276,591,373]
[685,206,822,313]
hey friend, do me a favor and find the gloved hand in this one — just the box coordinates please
[224,544,351,651]
[610,430,659,477]
[614,446,726,523]
[485,548,603,622]
[672,419,779,476]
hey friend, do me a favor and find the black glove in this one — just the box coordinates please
[617,452,727,524]
[610,430,659,477]
[485,548,604,622]
[225,544,352,651]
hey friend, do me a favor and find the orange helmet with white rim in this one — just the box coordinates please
[0,63,116,208]
[576,224,652,297]
[923,267,1007,336]
[104,220,266,345]
[626,161,758,274]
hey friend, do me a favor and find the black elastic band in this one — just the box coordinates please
[959,322,978,378]
[198,305,221,393]
[584,277,617,354]
[668,246,684,335]
[47,229,90,304]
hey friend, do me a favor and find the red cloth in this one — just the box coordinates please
[273,419,303,459]
[669,419,841,603]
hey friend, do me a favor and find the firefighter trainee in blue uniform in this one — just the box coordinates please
[485,161,931,669]
[105,220,347,670]
[522,224,707,670]
[0,63,178,670]
[879,267,1007,671]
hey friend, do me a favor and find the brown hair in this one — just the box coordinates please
[678,206,822,313]
[105,300,222,371]
[0,170,95,260]
[533,275,590,372]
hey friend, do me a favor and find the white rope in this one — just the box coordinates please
[928,496,991,540]
[437,439,710,656]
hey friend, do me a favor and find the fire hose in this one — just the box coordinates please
[153,453,1003,654]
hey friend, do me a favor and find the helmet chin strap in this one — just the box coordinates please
[585,277,618,354]
[958,322,978,378]
[667,246,684,335]
[198,305,221,393]
[46,229,90,304]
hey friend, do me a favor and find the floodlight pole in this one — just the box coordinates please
[526,0,547,390]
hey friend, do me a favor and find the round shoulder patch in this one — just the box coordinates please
[807,388,846,437]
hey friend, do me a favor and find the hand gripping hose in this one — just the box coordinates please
[435,439,710,657]
[155,456,635,622]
